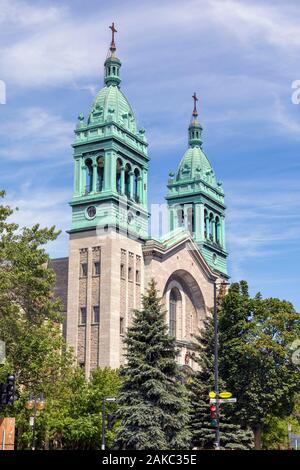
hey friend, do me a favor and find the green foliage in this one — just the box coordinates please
[114,279,191,450]
[189,316,253,449]
[11,367,121,450]
[262,393,300,449]
[0,192,121,449]
[219,281,300,448]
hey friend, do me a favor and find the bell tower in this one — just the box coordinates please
[67,24,150,376]
[166,94,228,276]
[69,23,149,240]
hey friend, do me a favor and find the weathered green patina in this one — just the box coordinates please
[166,94,228,275]
[69,25,149,239]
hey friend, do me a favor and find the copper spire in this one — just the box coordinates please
[109,22,117,53]
[192,92,198,117]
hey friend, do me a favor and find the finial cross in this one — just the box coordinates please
[109,22,117,46]
[192,92,198,116]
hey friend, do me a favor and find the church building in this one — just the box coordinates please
[50,24,229,376]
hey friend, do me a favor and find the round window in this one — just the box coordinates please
[212,253,217,264]
[86,205,96,219]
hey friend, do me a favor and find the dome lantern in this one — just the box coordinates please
[188,92,203,148]
[104,22,121,87]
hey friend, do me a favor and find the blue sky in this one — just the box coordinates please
[1,0,300,308]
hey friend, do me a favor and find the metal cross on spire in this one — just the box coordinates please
[192,92,198,117]
[109,22,117,51]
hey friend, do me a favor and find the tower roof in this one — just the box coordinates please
[176,145,216,184]
[175,94,217,186]
[87,22,138,134]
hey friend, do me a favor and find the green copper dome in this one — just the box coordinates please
[88,85,137,134]
[176,145,216,184]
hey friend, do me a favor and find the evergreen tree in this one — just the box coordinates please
[114,280,191,450]
[189,315,253,449]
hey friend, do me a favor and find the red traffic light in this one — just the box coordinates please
[210,405,217,412]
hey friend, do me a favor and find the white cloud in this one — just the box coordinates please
[5,187,71,257]
[0,107,73,161]
[1,0,300,88]
[226,176,300,279]
[0,0,63,27]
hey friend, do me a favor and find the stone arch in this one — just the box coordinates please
[164,269,206,341]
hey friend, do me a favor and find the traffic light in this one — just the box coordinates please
[0,382,7,405]
[210,404,218,428]
[6,374,16,405]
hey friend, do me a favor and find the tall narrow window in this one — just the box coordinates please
[177,206,184,227]
[215,216,221,244]
[120,316,124,335]
[134,168,140,203]
[80,263,87,277]
[120,263,125,279]
[124,163,131,197]
[93,306,100,324]
[85,158,93,193]
[187,206,194,235]
[209,213,214,241]
[116,158,123,194]
[94,261,100,276]
[204,209,208,238]
[97,157,104,192]
[169,288,181,338]
[79,307,87,325]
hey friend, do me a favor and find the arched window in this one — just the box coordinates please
[209,213,214,241]
[215,216,221,244]
[113,66,116,75]
[116,158,123,194]
[177,205,184,227]
[134,168,140,202]
[187,205,194,235]
[97,157,104,192]
[85,158,93,193]
[169,288,181,337]
[204,209,208,238]
[124,163,131,198]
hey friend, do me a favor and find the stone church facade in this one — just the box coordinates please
[51,26,229,376]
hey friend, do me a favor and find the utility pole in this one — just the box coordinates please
[101,397,116,450]
[213,281,230,450]
[25,394,45,450]
[213,282,220,450]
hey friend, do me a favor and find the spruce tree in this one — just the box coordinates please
[189,315,253,449]
[114,280,191,450]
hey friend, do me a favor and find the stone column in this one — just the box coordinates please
[205,213,209,239]
[129,171,134,199]
[142,168,148,207]
[103,152,110,191]
[183,204,189,231]
[81,161,86,195]
[198,203,205,241]
[169,207,174,231]
[120,166,125,194]
[110,152,117,192]
[92,161,97,193]
[137,176,142,203]
[221,216,226,249]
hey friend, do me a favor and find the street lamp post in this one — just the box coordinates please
[213,281,229,450]
[101,397,116,450]
[25,394,45,451]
